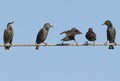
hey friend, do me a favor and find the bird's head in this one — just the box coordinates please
[88,28,93,32]
[8,21,14,25]
[44,23,53,30]
[7,21,14,28]
[71,28,82,34]
[102,20,112,26]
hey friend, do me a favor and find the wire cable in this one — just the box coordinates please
[0,43,119,47]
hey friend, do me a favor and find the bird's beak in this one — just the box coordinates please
[50,25,54,28]
[79,32,83,34]
[102,23,105,25]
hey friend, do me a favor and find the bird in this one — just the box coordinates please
[35,23,53,50]
[102,20,116,49]
[3,22,14,50]
[60,28,82,44]
[85,28,96,45]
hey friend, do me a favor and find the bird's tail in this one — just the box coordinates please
[4,46,10,50]
[35,46,39,50]
[60,31,66,35]
[4,43,11,50]
[109,41,114,49]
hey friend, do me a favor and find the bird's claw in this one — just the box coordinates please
[43,42,47,46]
[76,43,79,46]
[61,42,64,45]
[83,41,89,45]
[93,42,95,45]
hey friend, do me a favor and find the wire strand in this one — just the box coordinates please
[0,43,119,47]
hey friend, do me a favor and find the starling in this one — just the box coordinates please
[3,22,14,50]
[85,28,96,45]
[60,28,82,44]
[102,20,116,49]
[35,23,53,50]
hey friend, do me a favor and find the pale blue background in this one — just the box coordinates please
[0,0,120,81]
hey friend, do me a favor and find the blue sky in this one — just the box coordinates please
[0,0,120,81]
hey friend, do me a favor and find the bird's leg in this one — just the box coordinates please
[104,40,108,46]
[43,42,47,46]
[93,41,95,45]
[83,41,89,45]
[61,41,64,45]
[74,40,78,45]
[86,41,89,45]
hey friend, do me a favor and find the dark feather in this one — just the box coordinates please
[35,23,52,50]
[3,22,14,50]
[60,28,82,44]
[103,20,116,49]
[86,28,96,41]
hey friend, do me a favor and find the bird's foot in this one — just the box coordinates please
[43,42,47,46]
[44,43,47,46]
[83,41,89,45]
[93,42,95,45]
[61,43,64,45]
[76,42,79,46]
[61,41,64,45]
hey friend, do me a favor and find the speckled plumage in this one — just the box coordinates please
[4,22,14,50]
[60,28,82,44]
[85,28,96,44]
[35,23,52,50]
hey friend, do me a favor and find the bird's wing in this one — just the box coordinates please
[36,28,45,43]
[86,31,96,40]
[113,27,116,40]
[69,29,80,36]
[9,30,14,44]
[107,27,116,41]
[73,29,81,34]
[4,29,9,43]
[69,30,75,36]
[60,30,71,35]
[86,32,90,39]
[90,32,96,38]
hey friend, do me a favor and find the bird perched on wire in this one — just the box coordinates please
[60,28,82,45]
[3,22,14,50]
[85,28,96,45]
[35,23,53,50]
[102,20,116,49]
